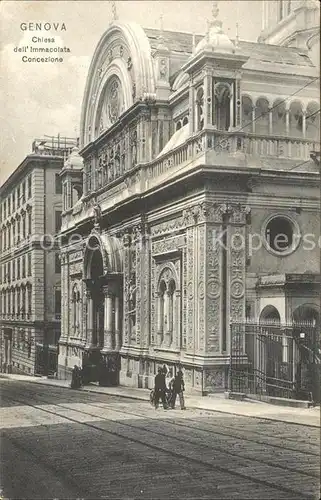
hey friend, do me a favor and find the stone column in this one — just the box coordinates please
[203,69,211,128]
[268,108,273,135]
[189,83,195,134]
[252,106,256,133]
[85,289,94,347]
[285,109,290,135]
[235,76,241,129]
[114,296,121,350]
[102,286,113,351]
[302,110,306,138]
[25,287,29,319]
[229,85,234,131]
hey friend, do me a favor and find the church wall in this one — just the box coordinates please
[247,206,320,276]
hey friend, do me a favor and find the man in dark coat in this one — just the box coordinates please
[154,367,168,409]
[171,369,186,410]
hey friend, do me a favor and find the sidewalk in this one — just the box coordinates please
[1,373,319,427]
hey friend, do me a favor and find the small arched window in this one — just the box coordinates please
[196,87,204,131]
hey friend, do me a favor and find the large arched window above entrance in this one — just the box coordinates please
[96,75,125,135]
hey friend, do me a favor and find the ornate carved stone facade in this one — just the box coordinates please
[57,15,320,392]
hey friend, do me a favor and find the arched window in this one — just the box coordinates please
[255,98,270,135]
[158,280,166,337]
[306,101,320,141]
[156,268,180,347]
[272,99,286,136]
[167,279,176,335]
[289,101,303,138]
[241,96,253,132]
[196,87,204,131]
[214,82,232,131]
[182,116,189,126]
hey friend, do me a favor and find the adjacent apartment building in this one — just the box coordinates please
[0,136,77,375]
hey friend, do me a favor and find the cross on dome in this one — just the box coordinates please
[111,1,118,22]
[194,0,235,55]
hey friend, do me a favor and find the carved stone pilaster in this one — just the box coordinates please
[131,219,149,347]
[227,205,248,352]
[186,222,195,352]
[122,231,131,346]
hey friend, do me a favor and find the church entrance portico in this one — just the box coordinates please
[81,232,123,385]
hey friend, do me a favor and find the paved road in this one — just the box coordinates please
[0,380,319,499]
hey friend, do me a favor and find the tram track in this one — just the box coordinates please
[1,384,318,499]
[2,382,318,455]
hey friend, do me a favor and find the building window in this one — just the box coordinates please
[263,214,300,256]
[28,253,32,276]
[17,186,20,207]
[28,210,32,237]
[8,261,11,283]
[28,286,32,316]
[22,182,26,204]
[55,211,62,233]
[12,289,16,316]
[12,259,15,281]
[22,214,26,239]
[17,288,21,316]
[28,176,32,199]
[8,197,11,216]
[55,173,62,194]
[55,253,61,274]
[4,200,6,220]
[22,255,26,278]
[22,287,26,316]
[17,258,20,279]
[55,289,61,318]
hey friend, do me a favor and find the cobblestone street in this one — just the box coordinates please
[0,380,319,499]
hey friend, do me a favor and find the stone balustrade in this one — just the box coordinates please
[61,128,320,229]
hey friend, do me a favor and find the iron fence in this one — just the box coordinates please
[230,321,319,403]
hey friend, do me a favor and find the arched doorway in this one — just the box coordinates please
[82,232,123,386]
[259,305,282,397]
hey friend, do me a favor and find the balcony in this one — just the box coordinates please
[62,128,320,231]
[145,129,320,183]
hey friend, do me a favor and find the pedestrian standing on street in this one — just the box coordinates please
[154,367,168,409]
[167,369,175,408]
[171,369,186,410]
[71,365,81,389]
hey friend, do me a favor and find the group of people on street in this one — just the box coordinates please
[153,365,186,410]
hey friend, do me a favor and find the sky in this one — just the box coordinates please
[0,0,263,186]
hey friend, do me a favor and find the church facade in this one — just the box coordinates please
[57,7,320,393]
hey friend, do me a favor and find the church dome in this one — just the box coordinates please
[195,2,235,55]
[64,146,83,170]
